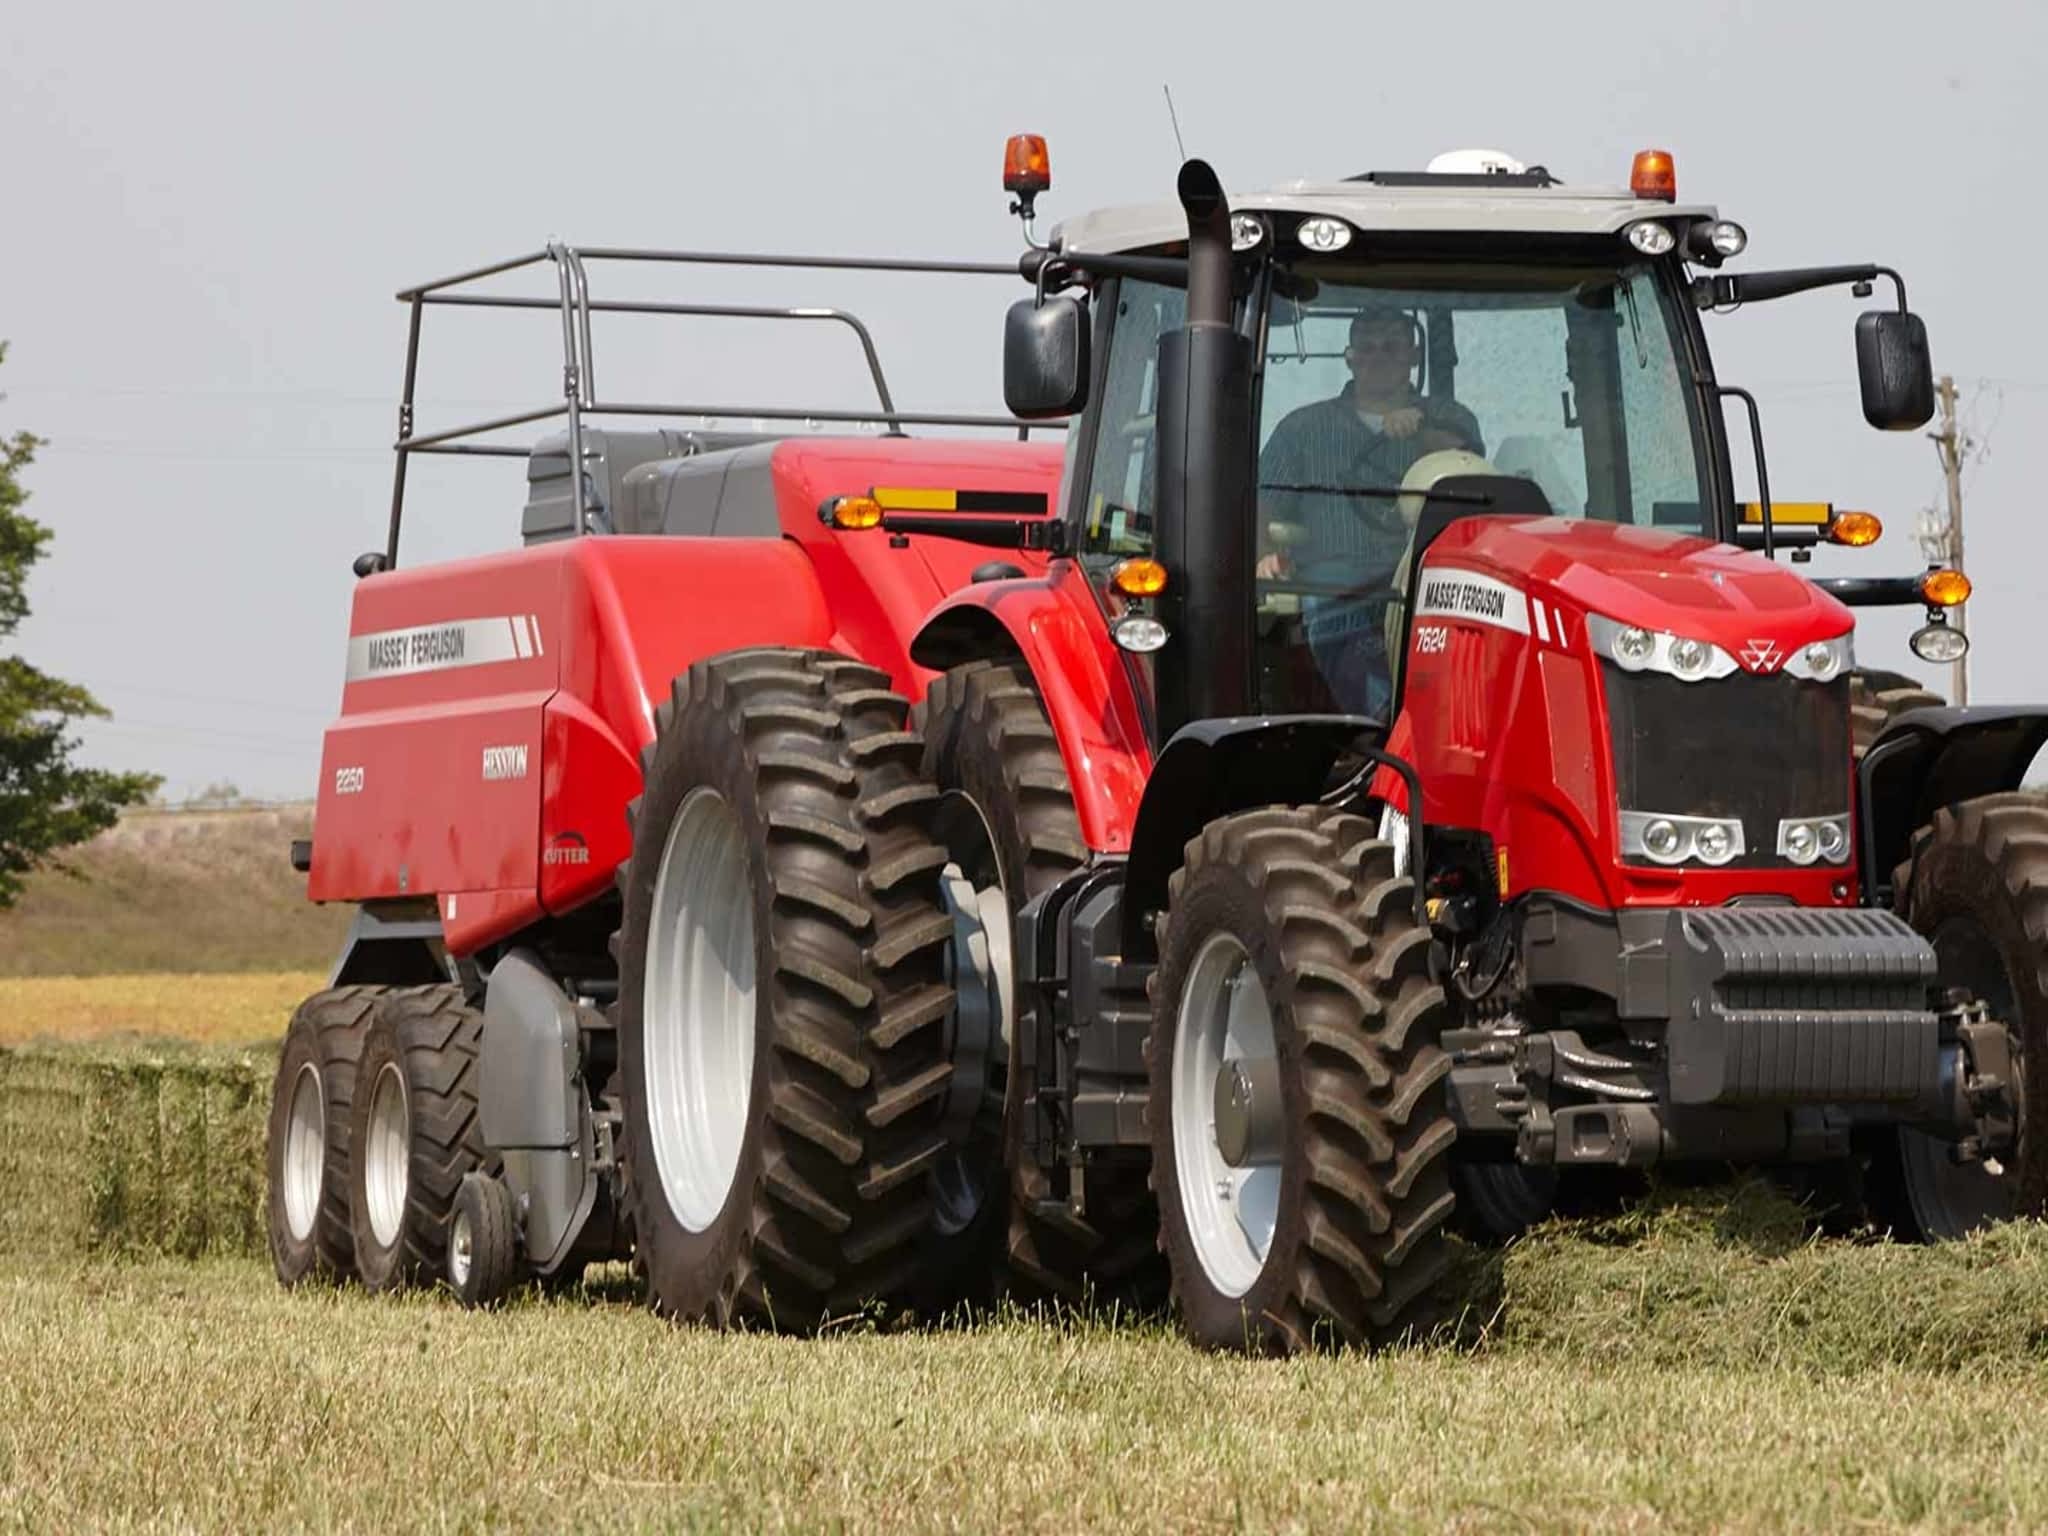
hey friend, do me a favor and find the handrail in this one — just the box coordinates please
[379,241,1054,568]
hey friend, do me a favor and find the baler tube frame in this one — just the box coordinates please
[379,242,1059,568]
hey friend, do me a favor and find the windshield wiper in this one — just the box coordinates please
[1258,482,1494,504]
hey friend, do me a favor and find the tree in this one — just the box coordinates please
[0,343,158,906]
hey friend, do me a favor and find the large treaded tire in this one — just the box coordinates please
[1851,668,1945,759]
[617,648,958,1330]
[1886,791,2048,1238]
[920,660,1165,1310]
[266,985,381,1286]
[1148,806,1455,1353]
[347,984,488,1293]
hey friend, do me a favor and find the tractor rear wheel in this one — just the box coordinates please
[1148,806,1456,1353]
[920,660,1164,1311]
[347,985,488,1293]
[1888,792,2048,1238]
[1851,668,1945,758]
[265,985,381,1286]
[616,649,958,1330]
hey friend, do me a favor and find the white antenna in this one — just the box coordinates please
[1163,85,1188,161]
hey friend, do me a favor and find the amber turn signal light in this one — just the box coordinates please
[1630,148,1677,202]
[1828,511,1883,547]
[1003,134,1051,196]
[823,495,884,531]
[1920,568,1972,607]
[1111,557,1168,597]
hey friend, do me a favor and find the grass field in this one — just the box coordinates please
[5,1246,2048,1532]
[7,975,2048,1529]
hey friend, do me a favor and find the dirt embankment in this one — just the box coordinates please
[0,806,348,977]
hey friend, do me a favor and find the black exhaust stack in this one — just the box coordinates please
[1153,159,1255,735]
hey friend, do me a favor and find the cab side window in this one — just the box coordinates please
[1078,280,1187,576]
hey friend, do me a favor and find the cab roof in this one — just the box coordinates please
[1052,175,1719,257]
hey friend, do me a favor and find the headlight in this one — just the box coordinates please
[1625,220,1676,255]
[1778,815,1852,866]
[1668,637,1712,678]
[1707,220,1748,257]
[1785,633,1853,682]
[1296,216,1353,253]
[1587,614,1738,682]
[1911,621,1968,664]
[1111,615,1168,653]
[1620,811,1747,867]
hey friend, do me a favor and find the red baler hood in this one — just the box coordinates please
[1427,517,1853,657]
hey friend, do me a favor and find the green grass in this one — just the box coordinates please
[3,1252,2047,1533]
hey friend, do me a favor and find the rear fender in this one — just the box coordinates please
[1120,715,1397,959]
[908,563,1152,854]
[1860,706,2048,903]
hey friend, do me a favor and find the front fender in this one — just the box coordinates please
[908,562,1153,854]
[1861,705,2048,901]
[1121,715,1392,958]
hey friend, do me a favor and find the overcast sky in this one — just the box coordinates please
[5,0,2043,798]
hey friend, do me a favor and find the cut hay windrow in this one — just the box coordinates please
[0,1044,273,1259]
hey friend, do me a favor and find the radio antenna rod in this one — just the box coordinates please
[1163,85,1188,161]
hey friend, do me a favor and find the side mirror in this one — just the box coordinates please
[1003,296,1089,419]
[1855,310,1934,430]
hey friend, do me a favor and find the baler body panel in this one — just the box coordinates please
[310,435,1065,957]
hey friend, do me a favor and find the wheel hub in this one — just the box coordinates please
[1212,1056,1283,1168]
[449,1206,474,1290]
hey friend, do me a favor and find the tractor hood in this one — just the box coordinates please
[1421,516,1853,662]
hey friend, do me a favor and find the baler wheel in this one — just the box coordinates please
[1148,805,1456,1353]
[1850,668,1946,759]
[265,985,383,1286]
[448,1172,523,1309]
[1886,791,2048,1238]
[347,985,489,1293]
[920,661,1166,1312]
[615,648,959,1330]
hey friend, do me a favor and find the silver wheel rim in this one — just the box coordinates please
[365,1060,411,1249]
[281,1062,325,1242]
[644,787,757,1234]
[449,1203,475,1291]
[1172,933,1282,1298]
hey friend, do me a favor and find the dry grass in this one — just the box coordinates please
[0,805,347,976]
[3,1255,2047,1533]
[0,971,321,1048]
[9,980,2048,1528]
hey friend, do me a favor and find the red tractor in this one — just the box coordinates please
[269,142,2040,1353]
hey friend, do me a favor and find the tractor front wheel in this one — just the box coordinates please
[1148,805,1456,1353]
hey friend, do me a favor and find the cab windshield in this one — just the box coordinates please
[1252,259,1712,715]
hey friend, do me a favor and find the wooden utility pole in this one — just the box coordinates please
[1929,374,1970,704]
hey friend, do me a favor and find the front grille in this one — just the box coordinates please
[1602,665,1851,868]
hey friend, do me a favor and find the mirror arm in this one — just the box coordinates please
[1018,249,1196,293]
[1695,263,1908,313]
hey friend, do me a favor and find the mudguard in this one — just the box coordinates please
[1859,706,2048,902]
[1119,715,1394,958]
[908,561,1153,854]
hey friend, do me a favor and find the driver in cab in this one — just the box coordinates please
[1256,304,1485,716]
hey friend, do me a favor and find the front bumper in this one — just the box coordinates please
[1447,899,1955,1168]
